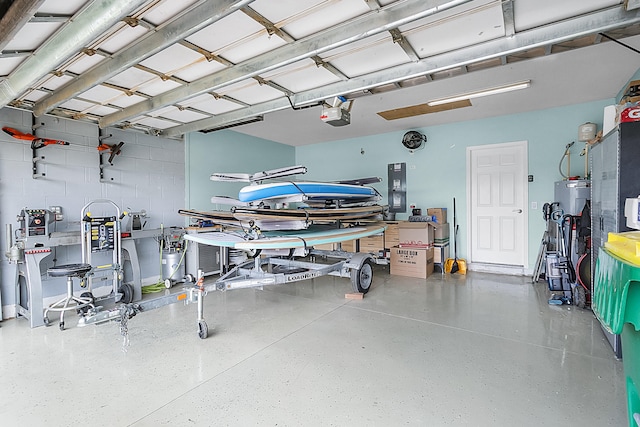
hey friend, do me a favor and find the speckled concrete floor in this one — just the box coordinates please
[0,267,626,426]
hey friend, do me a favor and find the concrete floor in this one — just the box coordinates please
[0,267,627,426]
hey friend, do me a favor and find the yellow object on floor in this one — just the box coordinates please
[444,258,467,274]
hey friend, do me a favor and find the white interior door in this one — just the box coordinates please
[467,141,527,266]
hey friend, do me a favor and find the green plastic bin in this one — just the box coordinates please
[594,248,640,426]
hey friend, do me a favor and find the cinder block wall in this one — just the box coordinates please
[0,107,185,319]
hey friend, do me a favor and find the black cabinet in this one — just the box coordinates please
[591,121,640,357]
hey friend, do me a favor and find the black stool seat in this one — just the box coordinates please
[47,263,93,278]
[45,263,94,330]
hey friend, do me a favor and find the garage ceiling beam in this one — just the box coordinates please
[501,0,515,37]
[99,0,474,128]
[163,5,640,137]
[0,0,45,52]
[389,28,420,62]
[0,50,31,59]
[30,13,71,23]
[32,0,256,117]
[0,0,148,109]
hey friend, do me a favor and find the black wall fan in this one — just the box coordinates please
[402,131,426,151]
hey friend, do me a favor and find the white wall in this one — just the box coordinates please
[0,107,185,319]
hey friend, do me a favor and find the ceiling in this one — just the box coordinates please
[1,0,639,146]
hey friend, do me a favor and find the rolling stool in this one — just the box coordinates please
[44,263,94,330]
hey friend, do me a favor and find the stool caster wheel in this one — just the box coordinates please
[59,321,65,331]
[43,317,50,327]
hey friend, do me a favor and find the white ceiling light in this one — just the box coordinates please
[427,80,531,106]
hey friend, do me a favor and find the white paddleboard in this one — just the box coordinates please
[184,224,386,250]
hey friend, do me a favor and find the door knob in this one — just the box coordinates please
[513,209,523,213]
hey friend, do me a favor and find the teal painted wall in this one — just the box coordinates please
[185,130,295,212]
[296,99,614,269]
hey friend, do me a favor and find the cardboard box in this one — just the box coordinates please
[359,233,384,254]
[433,243,450,264]
[384,221,400,248]
[433,222,450,244]
[427,208,447,224]
[338,239,355,252]
[390,246,434,278]
[399,222,434,248]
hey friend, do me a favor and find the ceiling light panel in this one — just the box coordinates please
[96,25,149,54]
[106,67,159,90]
[514,0,620,32]
[146,105,175,118]
[139,43,204,75]
[427,80,531,106]
[3,22,63,51]
[221,80,285,104]
[78,85,126,103]
[400,2,505,58]
[132,116,177,129]
[217,31,288,64]
[249,0,326,25]
[0,57,26,76]
[261,0,371,39]
[108,93,147,109]
[65,53,106,75]
[321,34,409,77]
[142,0,200,26]
[260,59,341,93]
[38,0,88,15]
[185,12,265,54]
[179,95,244,115]
[22,90,49,103]
[81,105,119,117]
[157,108,209,123]
[172,59,227,83]
[320,31,391,60]
[135,79,183,97]
[176,93,215,107]
[40,75,74,91]
[59,98,100,113]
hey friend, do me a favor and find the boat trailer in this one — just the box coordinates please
[78,250,377,340]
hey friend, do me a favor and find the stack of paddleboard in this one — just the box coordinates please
[180,165,386,231]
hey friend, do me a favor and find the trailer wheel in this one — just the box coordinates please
[198,320,209,339]
[351,258,374,294]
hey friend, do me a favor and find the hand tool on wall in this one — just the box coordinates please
[2,126,69,149]
[97,141,124,165]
